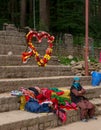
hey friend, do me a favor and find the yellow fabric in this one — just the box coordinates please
[51,88,71,99]
[20,96,26,110]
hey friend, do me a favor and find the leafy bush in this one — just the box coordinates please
[58,56,82,65]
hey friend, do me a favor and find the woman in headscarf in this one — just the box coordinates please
[70,76,97,122]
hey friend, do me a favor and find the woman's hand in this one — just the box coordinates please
[79,91,82,94]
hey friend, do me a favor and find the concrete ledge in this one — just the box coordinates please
[0,86,101,113]
[0,65,72,78]
[0,44,25,55]
[0,55,60,66]
[0,76,91,93]
[0,106,100,130]
[0,86,101,130]
[84,86,101,99]
[0,109,80,130]
[0,93,19,112]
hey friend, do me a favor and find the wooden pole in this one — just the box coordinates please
[85,0,89,76]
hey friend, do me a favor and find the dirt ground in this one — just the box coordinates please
[48,116,101,130]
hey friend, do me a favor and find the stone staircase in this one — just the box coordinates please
[0,28,101,130]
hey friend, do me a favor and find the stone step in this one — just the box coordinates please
[0,30,26,46]
[0,110,59,130]
[0,44,53,55]
[0,86,101,112]
[0,44,26,55]
[0,103,101,130]
[0,76,91,93]
[0,30,25,37]
[0,87,100,130]
[90,98,101,106]
[96,106,101,115]
[0,30,55,47]
[0,93,19,113]
[0,65,73,78]
[0,86,100,113]
[84,86,101,99]
[0,40,55,55]
[0,55,60,66]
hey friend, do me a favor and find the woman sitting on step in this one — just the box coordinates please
[70,76,97,122]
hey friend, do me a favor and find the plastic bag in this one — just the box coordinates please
[91,71,101,86]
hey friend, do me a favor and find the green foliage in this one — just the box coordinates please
[0,19,9,30]
[58,56,82,65]
[89,57,98,63]
[50,0,85,35]
[39,20,49,31]
[58,56,98,65]
[73,36,84,45]
[0,0,101,42]
[58,57,71,65]
[93,39,101,47]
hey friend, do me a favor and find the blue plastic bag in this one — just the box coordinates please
[91,71,101,86]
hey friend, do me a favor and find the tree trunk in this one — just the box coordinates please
[20,0,26,27]
[39,0,50,31]
[29,0,33,20]
[98,0,101,21]
[8,0,17,23]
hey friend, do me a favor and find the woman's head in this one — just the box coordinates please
[73,76,80,82]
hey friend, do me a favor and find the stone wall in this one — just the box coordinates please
[0,24,101,60]
[0,24,26,46]
[54,33,101,61]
